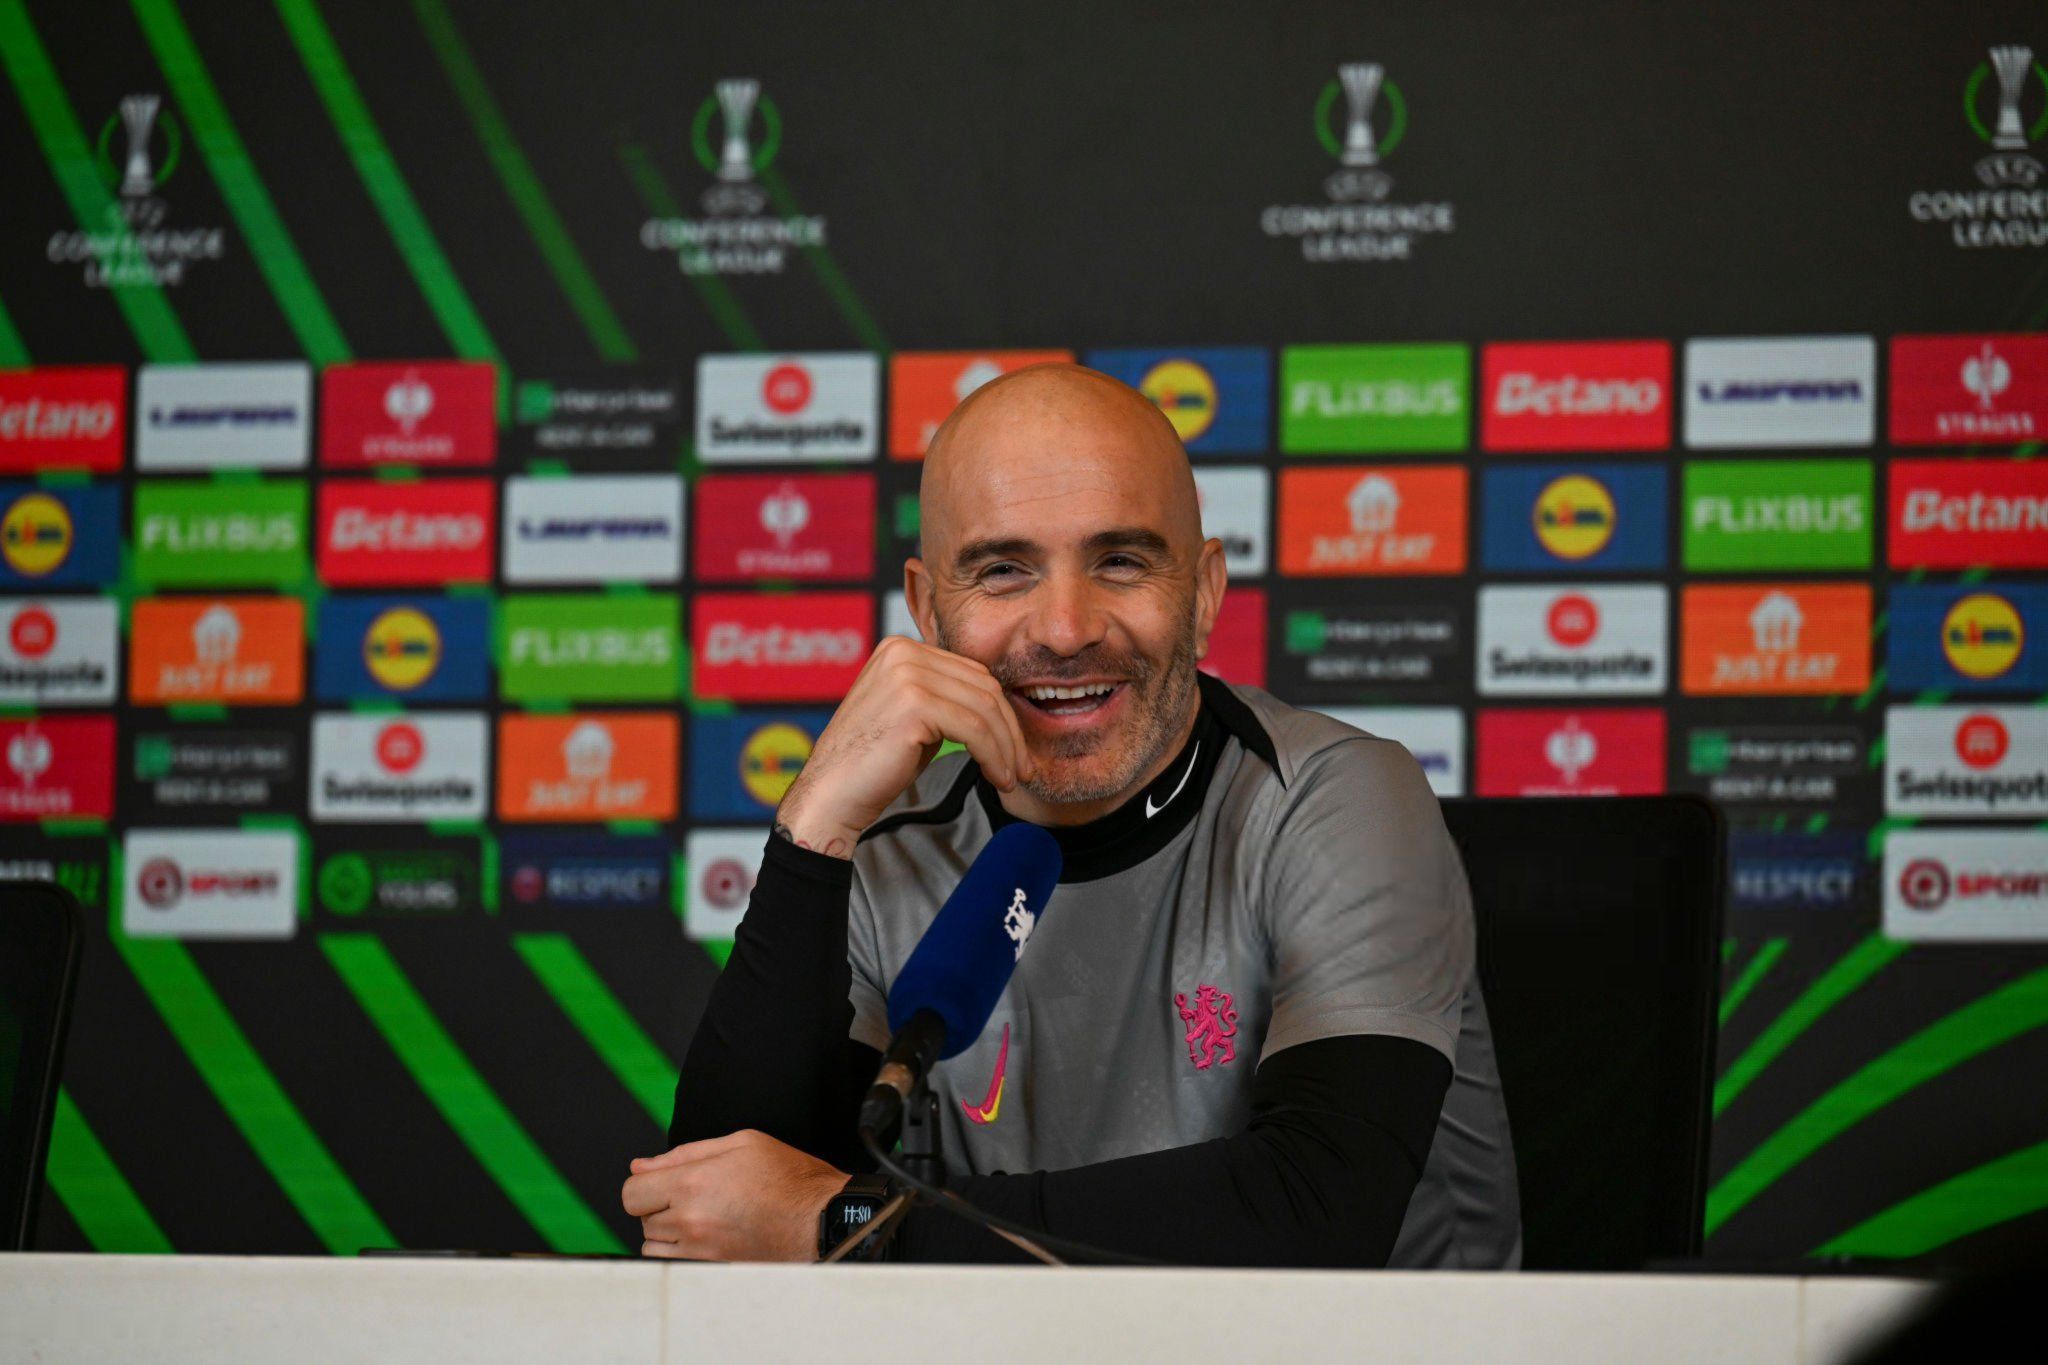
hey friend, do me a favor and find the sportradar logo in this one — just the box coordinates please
[1942,592,2026,680]
[362,606,442,692]
[1908,45,2048,248]
[1532,474,1615,560]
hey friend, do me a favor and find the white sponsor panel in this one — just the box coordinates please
[881,590,920,642]
[685,828,766,941]
[1884,828,2048,942]
[122,829,298,940]
[502,475,684,584]
[695,353,879,462]
[0,598,117,704]
[135,362,312,469]
[1683,336,1875,449]
[1318,706,1465,796]
[1884,706,2048,817]
[310,712,489,822]
[1193,466,1269,578]
[1477,584,1667,696]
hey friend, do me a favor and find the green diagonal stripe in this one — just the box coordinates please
[130,0,349,363]
[616,141,764,352]
[512,934,675,1125]
[758,165,889,353]
[1714,933,1906,1117]
[44,1088,174,1253]
[1720,938,1788,1027]
[1708,968,2048,1235]
[321,933,625,1253]
[410,0,634,362]
[0,289,27,367]
[0,0,195,361]
[1816,1138,2048,1259]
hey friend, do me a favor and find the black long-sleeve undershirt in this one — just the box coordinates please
[670,834,1452,1267]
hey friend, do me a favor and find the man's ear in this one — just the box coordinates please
[1192,537,1227,659]
[904,557,937,645]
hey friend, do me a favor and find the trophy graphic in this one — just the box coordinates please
[119,94,161,197]
[1339,63,1384,167]
[716,79,759,182]
[1990,45,2033,151]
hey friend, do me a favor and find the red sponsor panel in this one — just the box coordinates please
[1199,587,1267,688]
[319,360,497,467]
[0,715,115,820]
[1889,334,2048,447]
[1475,708,1666,796]
[0,367,126,472]
[316,479,495,586]
[694,473,876,582]
[1480,341,1671,452]
[1889,458,2048,568]
[691,591,873,701]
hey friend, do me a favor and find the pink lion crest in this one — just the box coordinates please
[1174,985,1238,1070]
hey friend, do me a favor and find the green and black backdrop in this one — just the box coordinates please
[1,0,2046,1262]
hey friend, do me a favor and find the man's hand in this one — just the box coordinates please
[774,635,1033,857]
[622,1130,847,1261]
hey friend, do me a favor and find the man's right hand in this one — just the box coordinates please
[772,636,1033,858]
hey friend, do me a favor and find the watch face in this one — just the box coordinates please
[838,1197,881,1228]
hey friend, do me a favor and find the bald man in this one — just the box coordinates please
[623,365,1519,1267]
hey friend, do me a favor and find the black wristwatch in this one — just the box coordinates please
[817,1173,897,1261]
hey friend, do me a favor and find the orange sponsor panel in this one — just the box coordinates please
[887,350,1075,458]
[1278,466,1468,576]
[496,712,678,822]
[129,596,305,705]
[1680,583,1871,696]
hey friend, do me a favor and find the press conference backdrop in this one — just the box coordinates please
[1,0,2045,1263]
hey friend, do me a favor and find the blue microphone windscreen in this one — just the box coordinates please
[885,822,1062,1058]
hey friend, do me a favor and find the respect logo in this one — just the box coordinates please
[1682,460,1873,572]
[134,480,307,586]
[496,713,678,822]
[499,594,680,702]
[1278,344,1467,454]
[129,596,304,705]
[1681,583,1872,696]
[888,351,1074,458]
[1278,467,1466,575]
[1089,348,1272,455]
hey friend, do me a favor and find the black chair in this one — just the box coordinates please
[1439,795,1724,1271]
[1,879,85,1251]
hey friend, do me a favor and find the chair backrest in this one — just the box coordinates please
[0,879,85,1251]
[1438,795,1724,1271]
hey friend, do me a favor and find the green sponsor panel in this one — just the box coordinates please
[133,479,308,585]
[498,593,681,701]
[1279,343,1469,454]
[1682,459,1872,571]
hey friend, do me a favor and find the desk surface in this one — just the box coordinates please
[0,1254,1931,1365]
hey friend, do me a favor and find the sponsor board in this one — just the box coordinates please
[1887,458,2048,569]
[684,828,765,941]
[509,370,682,460]
[498,594,681,701]
[136,362,311,469]
[1682,460,1873,572]
[695,353,879,462]
[0,484,120,587]
[1275,596,1462,694]
[1681,336,1876,448]
[1317,705,1464,795]
[1479,464,1667,573]
[693,473,874,582]
[315,838,482,917]
[1728,832,1864,912]
[502,475,684,584]
[319,360,496,467]
[0,716,115,821]
[1476,585,1667,696]
[0,367,126,472]
[1889,334,2048,445]
[1277,344,1467,454]
[1683,726,1866,808]
[317,478,495,586]
[1679,583,1872,696]
[496,713,678,822]
[133,479,307,585]
[1277,466,1466,576]
[1885,706,2048,816]
[888,351,1075,458]
[129,727,297,815]
[1475,708,1667,796]
[1884,828,2048,941]
[691,591,871,701]
[129,597,303,705]
[0,836,108,913]
[501,833,670,911]
[49,92,227,290]
[310,712,489,822]
[1887,583,2047,693]
[314,596,490,702]
[1192,467,1269,578]
[122,829,298,940]
[1086,348,1271,455]
[1480,341,1671,452]
[689,710,831,820]
[0,598,118,705]
[1200,586,1268,688]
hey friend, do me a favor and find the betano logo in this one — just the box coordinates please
[317,478,495,585]
[496,713,677,822]
[1888,458,2048,568]
[1482,341,1671,452]
[1681,583,1871,695]
[362,606,442,692]
[129,597,303,705]
[1532,475,1615,560]
[691,592,871,701]
[740,722,812,807]
[1942,592,2026,679]
[1279,467,1466,575]
[0,367,126,472]
[0,492,72,578]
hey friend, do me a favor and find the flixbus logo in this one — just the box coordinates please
[1278,344,1468,454]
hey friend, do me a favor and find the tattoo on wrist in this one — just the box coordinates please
[774,821,851,858]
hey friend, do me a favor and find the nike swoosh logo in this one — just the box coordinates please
[1145,742,1200,819]
[960,1023,1009,1126]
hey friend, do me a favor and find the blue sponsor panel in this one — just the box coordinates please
[1479,463,1667,572]
[1728,831,1864,912]
[315,596,491,701]
[1887,582,2048,694]
[1083,347,1270,455]
[0,482,120,587]
[689,710,832,821]
[500,834,670,911]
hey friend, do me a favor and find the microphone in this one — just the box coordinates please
[858,822,1062,1138]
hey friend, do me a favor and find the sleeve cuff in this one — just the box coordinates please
[760,830,856,890]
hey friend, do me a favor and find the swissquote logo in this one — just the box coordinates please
[1888,458,2048,567]
[1260,62,1455,262]
[0,599,117,705]
[502,475,684,584]
[691,592,871,701]
[1682,337,1876,448]
[1481,341,1671,451]
[639,78,824,275]
[1886,706,2048,816]
[320,361,496,467]
[48,93,226,289]
[1884,829,2048,942]
[122,829,298,940]
[311,713,488,822]
[1909,45,2048,249]
[1477,585,1667,696]
[696,353,879,461]
[1890,334,2048,444]
[0,368,125,472]
[693,473,874,582]
[317,479,494,585]
[136,362,311,469]
[0,716,114,821]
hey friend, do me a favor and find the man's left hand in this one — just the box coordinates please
[622,1129,847,1261]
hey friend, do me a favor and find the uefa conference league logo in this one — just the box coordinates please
[639,77,825,276]
[1909,44,2048,249]
[44,93,225,289]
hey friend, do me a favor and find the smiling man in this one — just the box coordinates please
[622,364,1519,1266]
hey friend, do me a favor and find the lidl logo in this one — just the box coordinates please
[129,596,304,705]
[887,351,1074,458]
[1682,460,1873,572]
[1479,464,1665,573]
[1278,467,1466,575]
[133,480,308,586]
[1088,348,1271,455]
[689,710,830,820]
[498,594,680,702]
[1890,583,2048,693]
[365,607,440,690]
[0,485,117,587]
[496,712,678,822]
[315,596,489,702]
[1278,344,1467,454]
[1,492,71,578]
[1943,592,2026,680]
[1680,583,1872,696]
[1532,475,1614,559]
